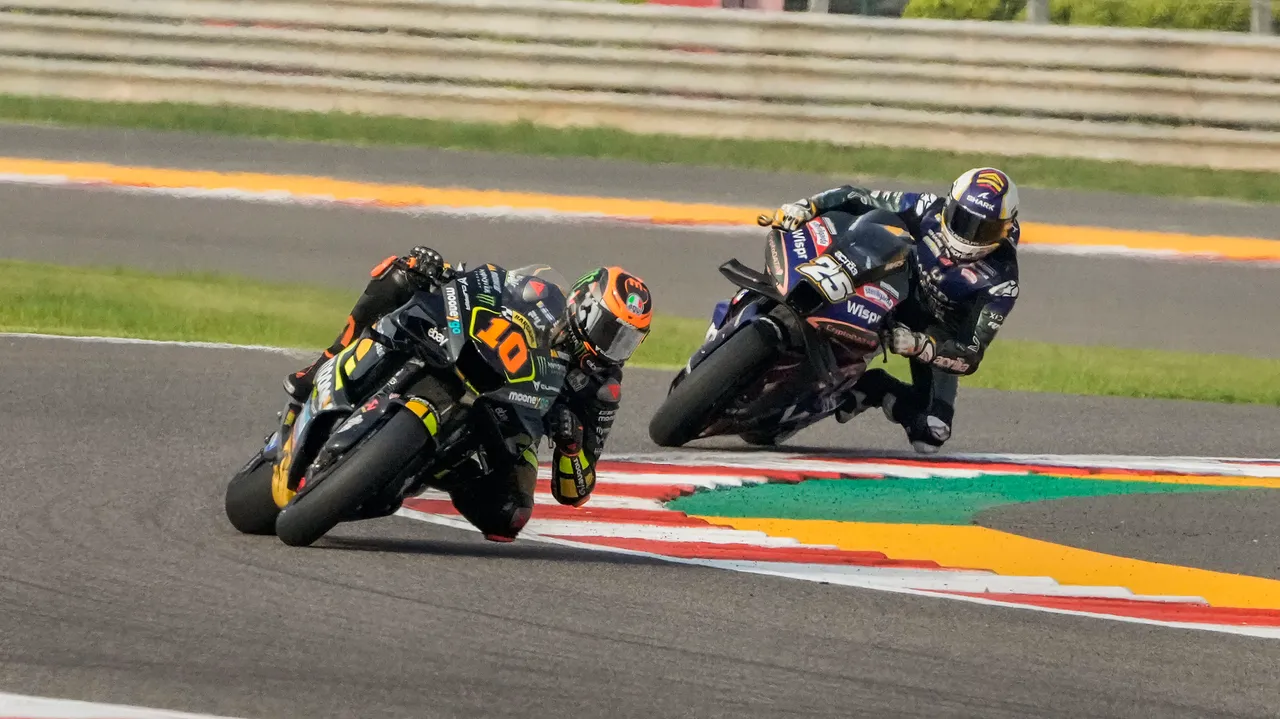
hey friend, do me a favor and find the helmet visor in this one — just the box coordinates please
[583,309,647,363]
[944,202,1008,248]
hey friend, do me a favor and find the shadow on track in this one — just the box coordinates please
[316,534,673,567]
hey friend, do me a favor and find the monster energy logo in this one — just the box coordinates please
[476,293,496,307]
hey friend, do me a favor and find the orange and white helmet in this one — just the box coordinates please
[563,267,652,364]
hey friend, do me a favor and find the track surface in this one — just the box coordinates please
[1,336,1279,719]
[5,123,1280,238]
[4,182,1280,358]
[3,126,1280,717]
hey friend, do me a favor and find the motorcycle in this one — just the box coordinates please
[224,262,570,547]
[648,209,914,448]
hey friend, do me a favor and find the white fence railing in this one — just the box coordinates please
[6,0,1280,171]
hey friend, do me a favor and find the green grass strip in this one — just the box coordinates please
[4,95,1280,205]
[3,258,1277,406]
[667,475,1242,525]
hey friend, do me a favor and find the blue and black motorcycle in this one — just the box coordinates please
[648,209,913,448]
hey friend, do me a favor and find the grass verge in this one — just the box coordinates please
[5,95,1280,205]
[3,259,1278,407]
[0,260,706,368]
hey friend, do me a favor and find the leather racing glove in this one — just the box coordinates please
[757,199,817,232]
[547,405,594,507]
[888,325,937,363]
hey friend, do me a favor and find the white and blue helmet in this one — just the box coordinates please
[940,167,1019,261]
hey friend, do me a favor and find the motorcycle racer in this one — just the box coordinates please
[283,247,652,541]
[762,167,1021,453]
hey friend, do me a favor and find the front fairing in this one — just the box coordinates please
[270,347,362,506]
[461,264,570,439]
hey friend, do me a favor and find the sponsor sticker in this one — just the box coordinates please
[844,301,883,325]
[507,390,549,409]
[790,231,809,260]
[857,283,894,309]
[444,284,462,334]
[805,220,832,250]
[965,193,997,212]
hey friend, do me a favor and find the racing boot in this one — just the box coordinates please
[282,354,325,403]
[835,368,899,423]
[896,397,954,454]
[902,412,950,454]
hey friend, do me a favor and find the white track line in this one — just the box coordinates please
[0,691,244,719]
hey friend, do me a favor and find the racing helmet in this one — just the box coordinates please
[939,167,1019,261]
[562,267,652,364]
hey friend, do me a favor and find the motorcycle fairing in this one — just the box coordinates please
[674,210,914,440]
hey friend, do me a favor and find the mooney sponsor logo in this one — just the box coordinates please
[444,285,462,333]
[507,390,547,409]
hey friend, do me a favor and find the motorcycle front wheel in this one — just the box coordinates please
[275,409,431,547]
[647,320,780,448]
[224,448,280,535]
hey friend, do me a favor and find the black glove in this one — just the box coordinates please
[547,405,584,453]
[405,246,447,281]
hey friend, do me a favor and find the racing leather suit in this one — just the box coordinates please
[804,185,1021,451]
[285,248,617,541]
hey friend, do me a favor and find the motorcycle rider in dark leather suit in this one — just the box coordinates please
[283,247,653,540]
[763,167,1021,453]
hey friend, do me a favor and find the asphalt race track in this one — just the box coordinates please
[1,126,1279,718]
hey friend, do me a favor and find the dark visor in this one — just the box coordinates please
[944,202,1006,246]
[584,311,646,363]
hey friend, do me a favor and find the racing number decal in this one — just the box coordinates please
[471,309,532,378]
[796,256,856,302]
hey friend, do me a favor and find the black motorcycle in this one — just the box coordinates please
[648,210,913,448]
[224,263,570,547]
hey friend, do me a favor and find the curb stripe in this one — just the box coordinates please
[941,592,1280,627]
[534,479,698,501]
[698,518,1280,610]
[402,497,711,527]
[3,157,1277,261]
[563,536,943,568]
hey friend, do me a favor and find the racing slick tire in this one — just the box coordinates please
[648,321,780,448]
[224,449,279,535]
[275,409,429,547]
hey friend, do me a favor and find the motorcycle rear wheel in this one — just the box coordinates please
[275,409,430,547]
[648,321,780,448]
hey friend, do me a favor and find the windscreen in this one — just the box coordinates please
[829,222,911,275]
[502,264,569,348]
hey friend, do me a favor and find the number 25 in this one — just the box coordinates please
[796,256,855,302]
